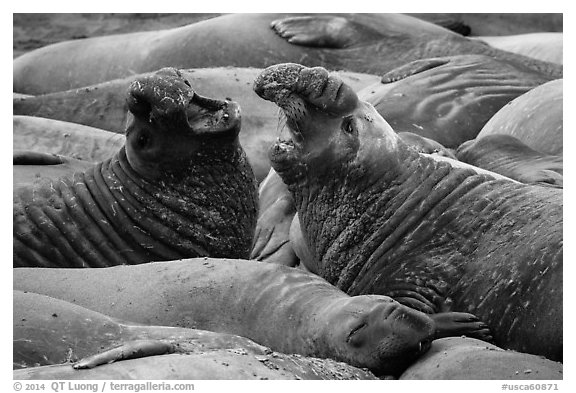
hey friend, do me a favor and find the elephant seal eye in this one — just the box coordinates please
[137,133,149,148]
[342,116,355,134]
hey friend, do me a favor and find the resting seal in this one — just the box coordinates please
[358,55,552,147]
[477,79,563,156]
[14,258,437,376]
[13,67,258,267]
[253,63,562,361]
[457,135,562,188]
[474,33,563,65]
[14,290,377,380]
[13,13,561,95]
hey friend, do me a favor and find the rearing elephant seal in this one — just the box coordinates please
[13,68,258,268]
[253,63,562,361]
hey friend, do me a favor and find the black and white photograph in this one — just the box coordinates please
[9,3,567,388]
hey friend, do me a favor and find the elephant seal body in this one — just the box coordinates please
[475,33,563,64]
[358,55,551,147]
[13,68,258,268]
[477,79,563,156]
[13,13,561,95]
[13,68,379,182]
[14,291,377,380]
[14,258,436,376]
[457,135,563,188]
[400,337,562,380]
[254,63,562,361]
[13,116,124,162]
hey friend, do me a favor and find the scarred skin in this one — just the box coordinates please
[13,68,378,182]
[14,290,378,380]
[13,68,258,267]
[14,258,436,376]
[357,55,552,147]
[253,63,562,361]
[457,135,562,188]
[13,14,561,95]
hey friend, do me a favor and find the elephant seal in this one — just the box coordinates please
[475,33,563,65]
[14,258,437,376]
[13,13,561,95]
[253,63,562,361]
[14,151,94,188]
[477,79,563,156]
[358,55,552,147]
[13,68,379,182]
[400,337,562,380]
[13,116,124,162]
[457,135,563,188]
[13,67,258,268]
[14,290,377,380]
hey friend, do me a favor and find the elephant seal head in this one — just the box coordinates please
[125,67,243,180]
[253,62,405,192]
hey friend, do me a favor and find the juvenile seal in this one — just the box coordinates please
[13,67,258,268]
[13,13,561,95]
[358,55,552,147]
[14,258,437,376]
[13,68,379,182]
[14,290,377,380]
[253,63,562,361]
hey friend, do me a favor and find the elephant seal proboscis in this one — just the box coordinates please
[14,258,438,376]
[13,13,561,95]
[358,55,552,148]
[253,63,562,361]
[13,68,379,182]
[13,67,258,268]
[14,290,377,380]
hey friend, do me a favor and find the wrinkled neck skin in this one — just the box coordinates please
[277,135,499,293]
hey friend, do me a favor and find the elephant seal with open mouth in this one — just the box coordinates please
[253,63,562,361]
[13,67,258,268]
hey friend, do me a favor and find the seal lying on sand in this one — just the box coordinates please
[253,63,562,361]
[13,13,561,95]
[13,68,379,182]
[477,79,563,156]
[13,68,258,267]
[358,55,552,148]
[457,135,563,188]
[14,258,438,376]
[14,290,377,380]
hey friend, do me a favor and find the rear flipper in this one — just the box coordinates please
[73,340,175,369]
[430,312,493,343]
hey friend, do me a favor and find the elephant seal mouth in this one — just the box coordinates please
[127,67,241,139]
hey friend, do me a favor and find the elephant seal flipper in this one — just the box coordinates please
[73,340,175,369]
[270,15,381,49]
[381,58,450,83]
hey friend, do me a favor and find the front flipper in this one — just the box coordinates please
[431,312,493,343]
[73,340,175,369]
[381,58,450,83]
[270,16,381,49]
